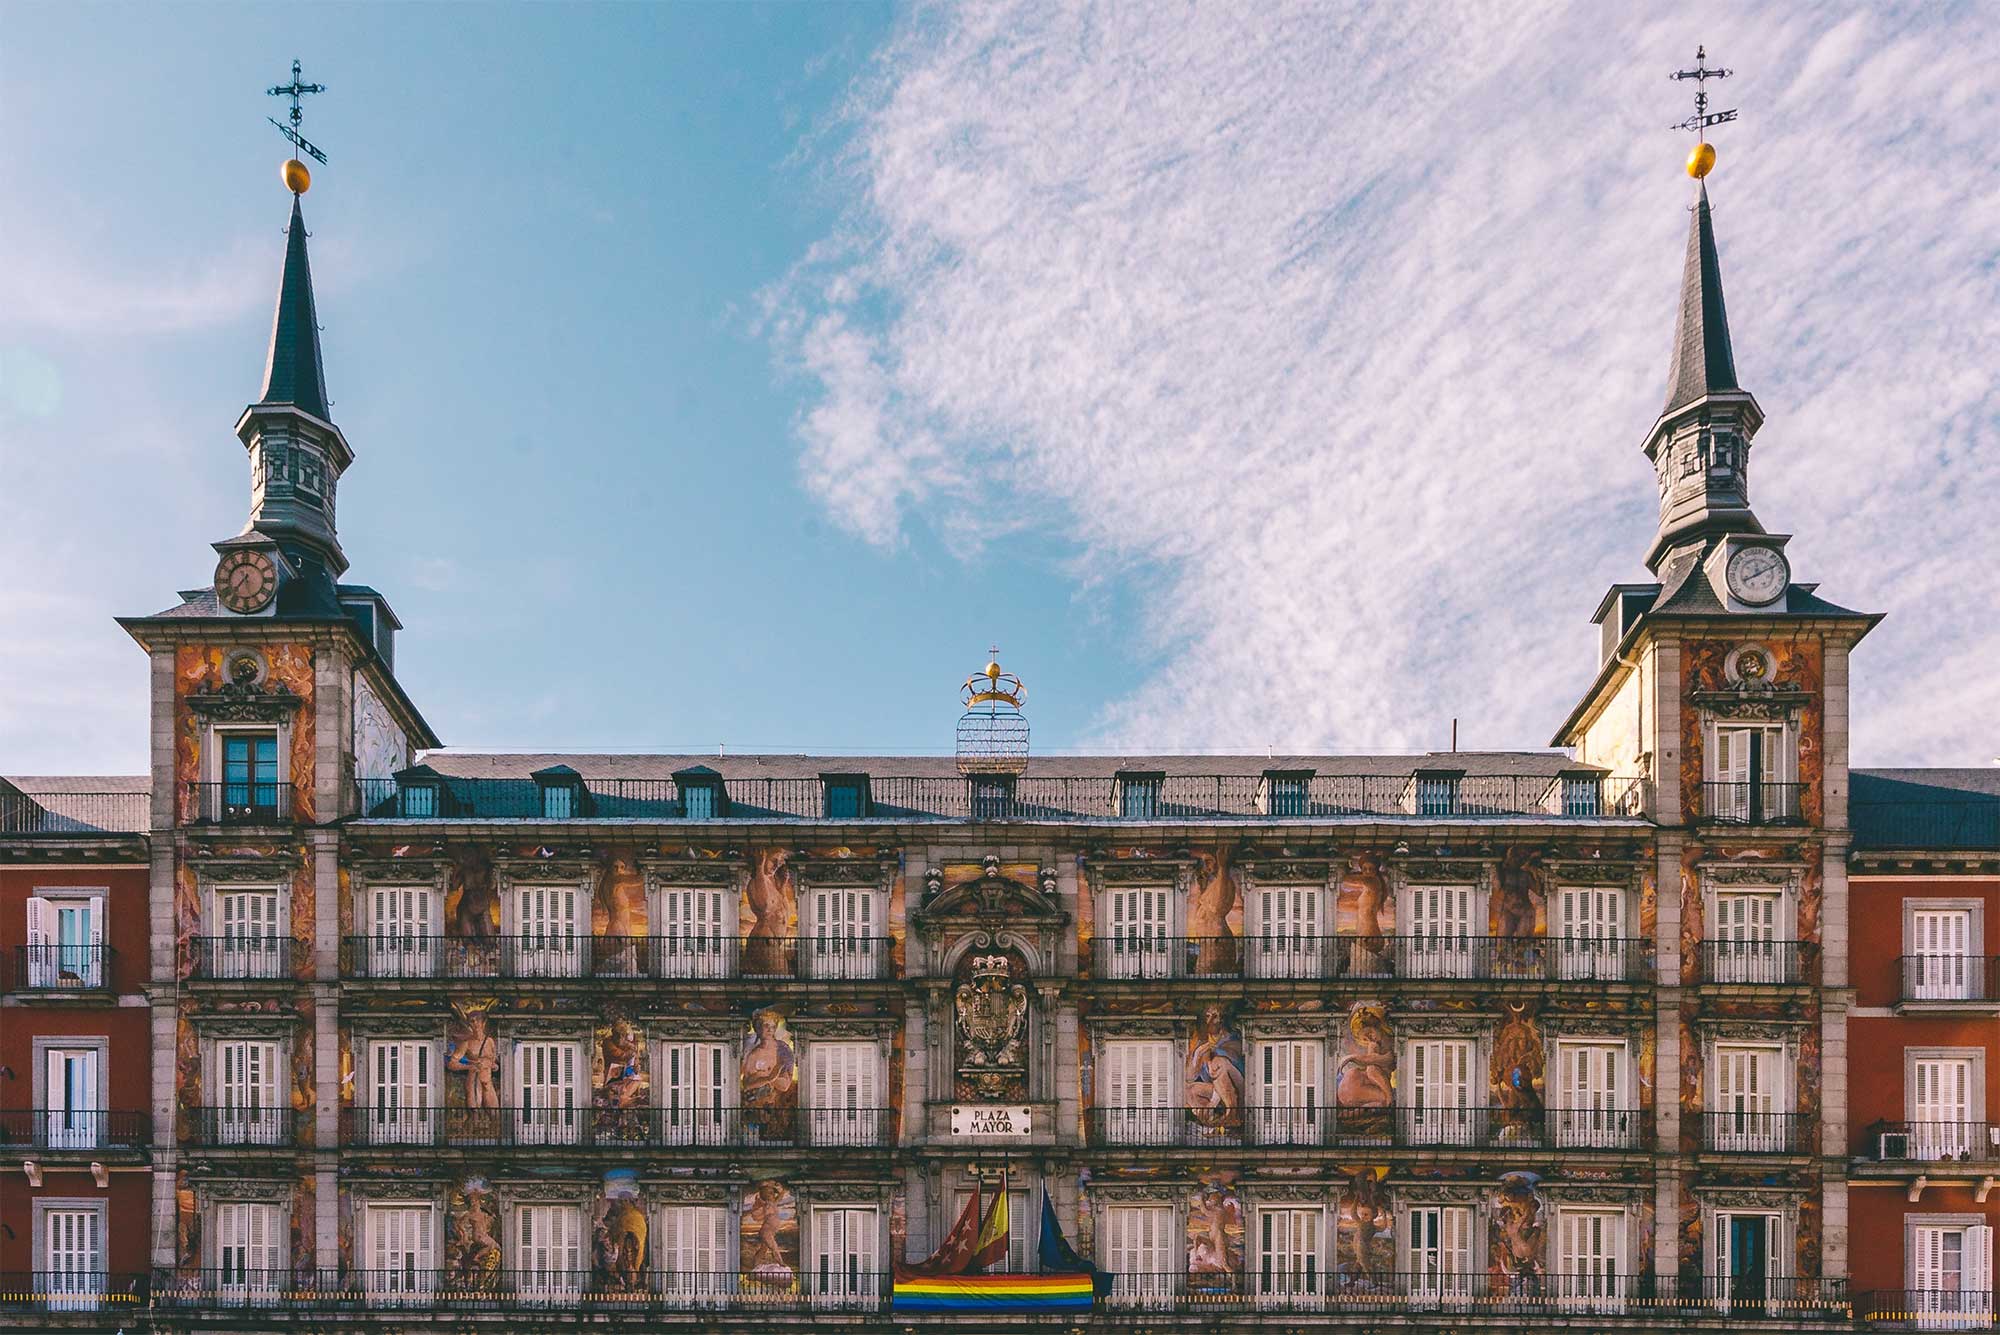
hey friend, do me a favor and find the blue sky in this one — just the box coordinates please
[3,3,1996,774]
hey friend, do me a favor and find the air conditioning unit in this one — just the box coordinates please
[1878,1130,1911,1160]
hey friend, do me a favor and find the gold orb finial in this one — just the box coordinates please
[283,158,312,194]
[1686,141,1716,180]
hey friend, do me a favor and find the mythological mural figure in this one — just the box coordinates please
[1187,1174,1244,1289]
[1187,847,1240,974]
[1491,1002,1544,1142]
[1337,1170,1394,1291]
[445,1178,502,1287]
[1489,1171,1546,1293]
[741,1008,797,1140]
[741,1181,799,1288]
[447,1004,501,1134]
[593,1015,649,1140]
[743,850,797,975]
[447,847,499,941]
[1183,1005,1244,1133]
[593,1171,648,1293]
[1338,853,1392,972]
[1334,1004,1395,1135]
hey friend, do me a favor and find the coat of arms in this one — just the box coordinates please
[954,953,1028,1099]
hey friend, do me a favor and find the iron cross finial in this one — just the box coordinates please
[268,58,329,165]
[1669,44,1737,142]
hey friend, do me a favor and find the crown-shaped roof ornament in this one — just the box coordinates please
[956,646,1029,776]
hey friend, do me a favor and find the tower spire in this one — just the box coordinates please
[1661,184,1739,416]
[257,197,330,419]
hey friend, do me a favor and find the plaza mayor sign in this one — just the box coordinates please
[950,1104,1034,1140]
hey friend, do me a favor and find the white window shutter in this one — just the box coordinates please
[1970,1225,1994,1296]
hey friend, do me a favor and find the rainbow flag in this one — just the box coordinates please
[892,1272,1096,1313]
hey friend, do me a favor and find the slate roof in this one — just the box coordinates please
[1,776,150,836]
[1662,184,1739,416]
[257,196,329,419]
[1852,768,2000,851]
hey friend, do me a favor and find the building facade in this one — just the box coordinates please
[0,165,1990,1335]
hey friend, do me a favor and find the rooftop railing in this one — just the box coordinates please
[1091,933,1651,983]
[1087,1105,1643,1151]
[0,790,148,836]
[340,933,896,982]
[355,773,1646,824]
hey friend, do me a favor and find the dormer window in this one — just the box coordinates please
[1412,770,1463,817]
[389,764,451,818]
[970,776,1014,821]
[1117,771,1164,820]
[1555,770,1603,817]
[1262,770,1312,817]
[673,767,726,821]
[822,774,870,819]
[531,765,590,820]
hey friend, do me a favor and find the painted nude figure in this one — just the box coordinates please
[740,1008,797,1138]
[743,850,795,975]
[449,1009,500,1111]
[1188,848,1240,974]
[1183,1005,1244,1130]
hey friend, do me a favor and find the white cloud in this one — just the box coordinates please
[770,2,2000,763]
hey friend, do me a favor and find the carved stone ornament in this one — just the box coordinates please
[1092,1184,1185,1204]
[1095,861,1185,885]
[493,863,594,886]
[1242,1182,1332,1205]
[1238,861,1337,887]
[186,660,303,723]
[921,865,1063,921]
[194,857,302,882]
[1703,864,1805,889]
[1242,1016,1335,1040]
[346,860,449,889]
[1393,861,1489,885]
[801,859,891,887]
[1693,693,1805,723]
[350,1184,446,1206]
[202,1180,294,1204]
[1547,1185,1642,1204]
[954,954,1029,1098]
[1550,864,1641,887]
[791,1018,895,1041]
[1397,1016,1493,1039]
[641,860,738,888]
[1704,1021,1805,1044]
[1404,1185,1485,1205]
[1702,1188,1805,1209]
[350,1018,445,1040]
[1091,1018,1184,1041]
[195,1016,301,1037]
[652,1182,734,1204]
[802,1182,886,1203]
[500,1181,592,1205]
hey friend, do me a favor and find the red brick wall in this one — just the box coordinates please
[0,864,150,994]
[1851,876,2000,1008]
[1850,1185,2000,1297]
[0,1174,151,1274]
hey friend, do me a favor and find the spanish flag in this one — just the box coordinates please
[970,1168,1010,1272]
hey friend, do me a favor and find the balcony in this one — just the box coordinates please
[1700,938,1813,985]
[0,1273,149,1315]
[1096,1271,1847,1316]
[185,935,309,982]
[353,772,1646,824]
[342,1104,895,1150]
[0,1109,150,1152]
[151,1268,896,1313]
[1090,934,1650,983]
[1863,1120,2000,1164]
[189,1106,301,1149]
[1087,1105,1643,1151]
[0,789,148,837]
[184,781,297,826]
[1898,955,2000,1009]
[1696,1110,1811,1155]
[341,933,896,982]
[1699,780,1806,827]
[7,944,114,992]
[1860,1289,1996,1329]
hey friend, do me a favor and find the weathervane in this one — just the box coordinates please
[267,58,327,194]
[1669,45,1736,180]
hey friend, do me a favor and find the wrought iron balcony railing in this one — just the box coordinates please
[1091,933,1651,983]
[355,773,1646,824]
[8,943,114,991]
[1698,938,1813,985]
[189,1106,302,1148]
[149,1268,894,1312]
[1859,1288,1995,1328]
[1698,780,1806,826]
[0,790,148,836]
[1899,954,2000,1004]
[1695,1110,1811,1154]
[343,1104,895,1149]
[1087,1105,1643,1151]
[184,935,309,981]
[340,933,896,982]
[185,781,298,826]
[0,1272,149,1312]
[1863,1120,2000,1163]
[0,1109,150,1151]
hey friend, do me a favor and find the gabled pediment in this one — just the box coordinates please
[917,855,1065,923]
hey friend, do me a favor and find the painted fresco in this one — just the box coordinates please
[290,995,317,1147]
[446,1001,501,1131]
[176,1180,200,1269]
[593,1171,648,1293]
[1186,1173,1244,1289]
[741,1008,797,1140]
[1334,1003,1394,1136]
[352,669,409,781]
[1491,848,1547,937]
[174,862,201,980]
[1336,1169,1393,1291]
[1678,1015,1702,1152]
[954,948,1029,1100]
[741,1180,799,1290]
[290,1179,316,1286]
[592,851,647,939]
[1184,1005,1244,1135]
[1187,845,1241,974]
[1491,1003,1545,1144]
[593,1012,649,1138]
[1337,853,1392,970]
[1488,1171,1547,1289]
[445,1177,502,1286]
[267,644,318,821]
[174,1012,200,1138]
[743,850,797,974]
[1679,636,1825,823]
[447,847,500,939]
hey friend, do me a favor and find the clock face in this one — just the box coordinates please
[215,549,278,614]
[1725,545,1789,606]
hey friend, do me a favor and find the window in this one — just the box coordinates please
[1710,1043,1785,1152]
[512,884,582,977]
[1103,885,1171,979]
[810,1206,879,1308]
[807,1041,881,1146]
[1713,1211,1780,1313]
[1912,1221,1994,1328]
[42,1046,102,1149]
[1710,724,1791,822]
[541,784,574,819]
[681,784,716,820]
[1556,886,1627,980]
[1406,884,1477,978]
[970,776,1013,821]
[1100,1040,1175,1144]
[1119,775,1162,819]
[364,1204,436,1305]
[1255,1040,1323,1145]
[1413,773,1461,816]
[659,1205,732,1305]
[954,1189,1030,1272]
[367,886,437,978]
[1554,1209,1626,1312]
[399,783,437,817]
[1712,891,1785,983]
[1263,773,1310,817]
[515,1205,584,1301]
[216,1039,284,1145]
[40,1205,104,1310]
[221,730,282,817]
[1103,1204,1174,1307]
[1404,1039,1476,1146]
[1553,1041,1630,1148]
[1257,1207,1322,1305]
[1406,1205,1474,1305]
[824,780,866,819]
[657,885,730,980]
[661,1042,731,1145]
[513,1041,581,1145]
[809,885,880,980]
[1558,773,1602,816]
[216,888,284,979]
[24,893,103,988]
[1910,1055,1981,1161]
[367,1041,435,1145]
[1912,908,1978,1001]
[217,1202,282,1302]
[1251,885,1322,979]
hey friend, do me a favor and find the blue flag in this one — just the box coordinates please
[1037,1187,1113,1296]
